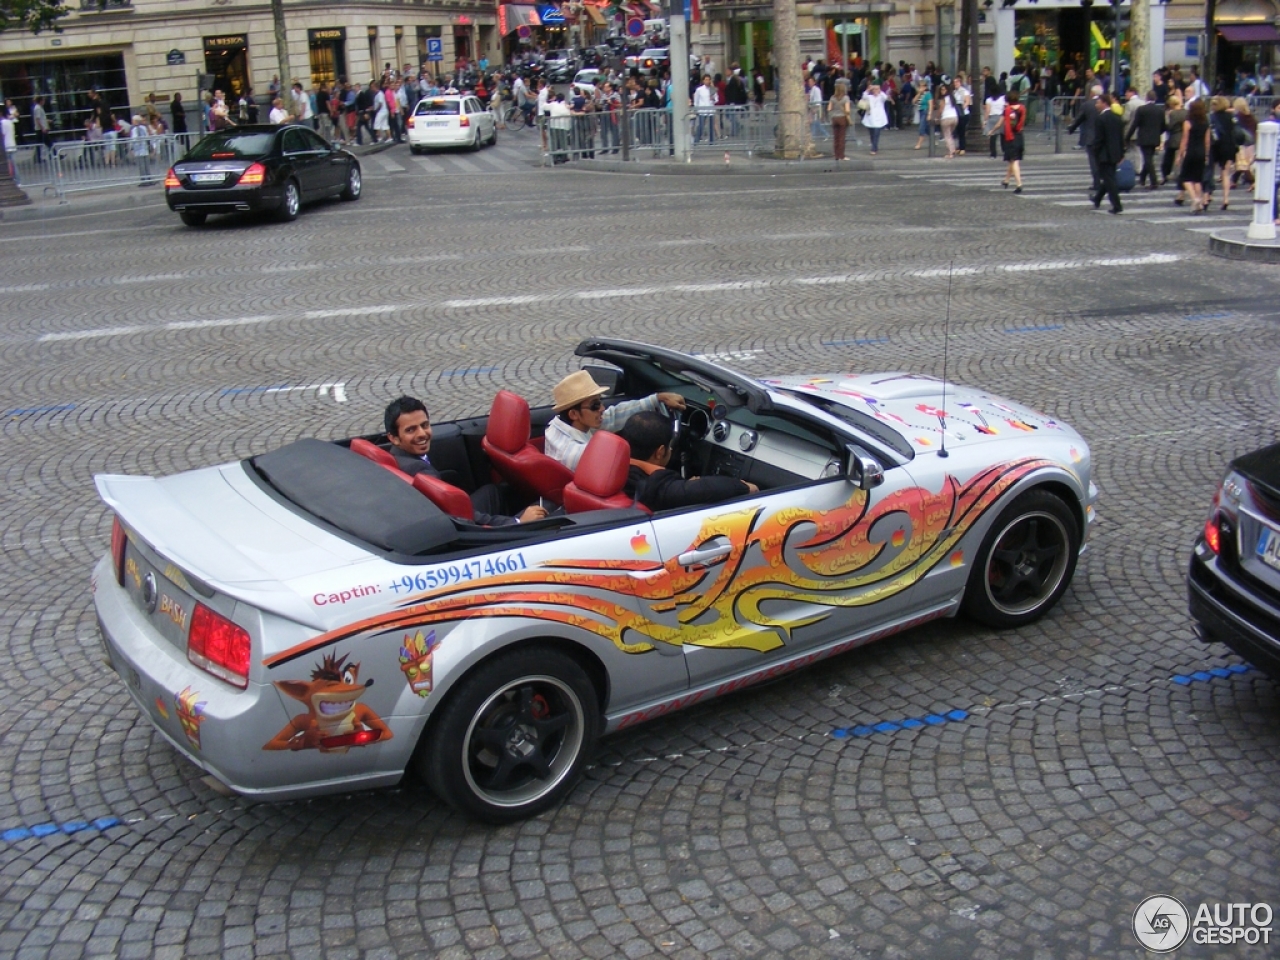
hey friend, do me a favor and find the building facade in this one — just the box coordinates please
[0,0,499,136]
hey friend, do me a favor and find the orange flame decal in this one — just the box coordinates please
[265,458,1054,668]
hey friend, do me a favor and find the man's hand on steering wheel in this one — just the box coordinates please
[656,392,687,412]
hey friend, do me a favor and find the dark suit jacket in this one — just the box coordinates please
[1068,98,1098,145]
[624,465,750,512]
[1092,108,1126,165]
[1127,101,1165,147]
[390,447,516,525]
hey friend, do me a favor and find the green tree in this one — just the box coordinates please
[0,0,70,36]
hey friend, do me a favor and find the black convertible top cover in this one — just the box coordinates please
[250,438,457,555]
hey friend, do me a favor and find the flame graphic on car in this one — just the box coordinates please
[266,458,1053,666]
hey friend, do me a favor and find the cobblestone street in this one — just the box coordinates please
[1,158,1278,959]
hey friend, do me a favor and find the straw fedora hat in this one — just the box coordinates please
[552,370,608,413]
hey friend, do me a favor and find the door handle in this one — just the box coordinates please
[677,543,731,568]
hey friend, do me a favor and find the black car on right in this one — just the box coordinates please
[1188,441,1280,679]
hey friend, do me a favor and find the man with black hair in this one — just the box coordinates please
[619,411,756,512]
[383,397,545,525]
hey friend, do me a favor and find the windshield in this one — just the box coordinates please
[774,390,915,461]
[185,132,275,160]
[416,100,461,115]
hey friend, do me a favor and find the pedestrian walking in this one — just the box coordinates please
[1000,88,1027,191]
[1174,98,1210,213]
[828,79,851,159]
[1208,96,1239,210]
[936,82,959,158]
[1090,94,1125,214]
[953,73,971,155]
[694,75,716,144]
[1161,92,1185,188]
[1,109,17,186]
[1127,90,1165,189]
[170,92,187,136]
[913,83,933,149]
[862,80,889,155]
[1068,85,1102,191]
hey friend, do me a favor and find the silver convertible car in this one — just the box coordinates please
[93,340,1097,822]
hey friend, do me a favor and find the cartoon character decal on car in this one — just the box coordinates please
[262,651,393,753]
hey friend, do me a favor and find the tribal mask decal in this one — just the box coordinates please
[266,458,1054,666]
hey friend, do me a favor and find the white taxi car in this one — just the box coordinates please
[407,95,497,153]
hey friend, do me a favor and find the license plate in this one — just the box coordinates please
[1257,524,1280,572]
[425,120,450,127]
[192,173,225,183]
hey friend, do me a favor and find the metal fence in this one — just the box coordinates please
[35,135,191,200]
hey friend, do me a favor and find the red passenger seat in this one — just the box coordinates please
[563,431,644,513]
[351,438,399,470]
[482,390,574,506]
[412,473,475,520]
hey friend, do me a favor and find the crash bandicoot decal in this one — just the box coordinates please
[265,459,1055,667]
[263,652,392,753]
[175,686,207,750]
[399,630,438,697]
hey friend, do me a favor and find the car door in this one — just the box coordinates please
[301,127,346,192]
[631,419,930,688]
[281,127,323,197]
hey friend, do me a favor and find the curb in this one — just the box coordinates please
[558,155,876,175]
[1208,226,1280,263]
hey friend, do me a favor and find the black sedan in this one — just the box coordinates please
[1188,440,1280,679]
[164,124,361,227]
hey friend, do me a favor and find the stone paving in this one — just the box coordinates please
[0,154,1278,959]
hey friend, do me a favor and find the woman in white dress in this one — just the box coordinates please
[373,90,390,142]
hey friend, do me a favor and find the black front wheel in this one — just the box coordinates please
[340,164,362,201]
[962,490,1080,628]
[418,647,599,823]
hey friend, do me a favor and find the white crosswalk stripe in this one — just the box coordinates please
[894,154,1255,234]
[362,138,540,177]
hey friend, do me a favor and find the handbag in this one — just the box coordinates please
[1115,158,1136,193]
[857,96,871,112]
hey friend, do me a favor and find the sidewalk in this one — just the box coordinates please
[568,117,1077,176]
[0,138,397,224]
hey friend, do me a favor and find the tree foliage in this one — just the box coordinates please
[0,0,70,35]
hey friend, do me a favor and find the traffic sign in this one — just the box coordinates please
[626,16,645,37]
[517,25,531,39]
[426,37,443,62]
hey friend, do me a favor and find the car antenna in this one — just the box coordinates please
[938,261,952,459]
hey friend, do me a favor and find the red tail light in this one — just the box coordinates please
[163,168,181,188]
[111,516,127,585]
[459,114,470,127]
[406,116,416,128]
[1203,490,1222,555]
[237,162,266,186]
[188,603,251,688]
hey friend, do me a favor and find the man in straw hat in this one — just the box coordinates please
[544,371,686,472]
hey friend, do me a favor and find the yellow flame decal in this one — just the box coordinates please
[265,458,1054,667]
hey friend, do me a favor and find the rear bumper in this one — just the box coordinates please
[1187,546,1280,680]
[166,184,283,214]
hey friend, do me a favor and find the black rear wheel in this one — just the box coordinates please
[276,180,300,222]
[962,490,1080,628]
[179,211,207,227]
[418,647,599,823]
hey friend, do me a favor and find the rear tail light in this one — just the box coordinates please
[459,114,470,127]
[1204,496,1222,555]
[163,168,180,188]
[188,603,251,688]
[406,115,416,128]
[237,162,266,186]
[110,516,127,585]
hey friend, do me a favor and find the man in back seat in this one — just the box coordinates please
[385,397,546,525]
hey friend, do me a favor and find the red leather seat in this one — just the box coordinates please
[412,473,474,520]
[351,438,399,470]
[563,431,642,513]
[482,390,574,506]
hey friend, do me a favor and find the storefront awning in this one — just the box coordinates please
[499,4,541,35]
[1217,23,1280,42]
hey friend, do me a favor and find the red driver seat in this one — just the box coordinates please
[482,390,574,506]
[563,431,644,513]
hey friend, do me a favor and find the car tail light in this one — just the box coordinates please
[111,516,127,585]
[188,603,251,688]
[237,162,266,186]
[459,114,470,127]
[1204,490,1223,555]
[164,168,181,188]
[406,115,416,128]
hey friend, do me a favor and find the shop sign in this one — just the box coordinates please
[309,28,347,41]
[205,35,247,48]
[539,5,565,24]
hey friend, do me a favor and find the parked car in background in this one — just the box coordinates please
[93,339,1095,824]
[164,124,361,227]
[625,47,670,74]
[1188,440,1280,679]
[407,95,497,152]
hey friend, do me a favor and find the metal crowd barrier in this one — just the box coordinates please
[1052,96,1087,154]
[50,134,189,200]
[8,144,57,193]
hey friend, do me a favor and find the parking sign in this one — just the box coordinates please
[427,37,443,62]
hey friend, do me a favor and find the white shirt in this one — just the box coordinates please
[694,84,715,115]
[808,84,823,106]
[863,91,889,129]
[544,396,663,472]
[269,105,289,124]
[1,116,16,152]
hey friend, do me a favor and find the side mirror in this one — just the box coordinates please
[845,444,884,490]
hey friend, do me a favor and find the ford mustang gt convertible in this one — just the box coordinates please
[93,339,1097,822]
